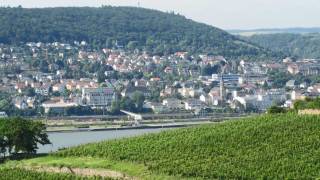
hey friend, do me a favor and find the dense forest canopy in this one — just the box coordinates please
[0,6,277,59]
[244,33,320,59]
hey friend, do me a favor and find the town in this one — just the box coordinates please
[0,41,319,120]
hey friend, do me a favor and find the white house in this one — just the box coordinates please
[184,99,206,110]
[162,98,184,110]
[82,87,117,109]
[35,84,51,96]
[52,83,66,93]
[14,98,28,110]
[144,102,168,114]
[42,99,78,114]
[234,89,286,111]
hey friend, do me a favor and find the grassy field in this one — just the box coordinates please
[4,113,320,179]
[4,156,185,180]
[0,168,113,180]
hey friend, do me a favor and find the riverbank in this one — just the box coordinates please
[46,121,213,133]
[46,115,250,133]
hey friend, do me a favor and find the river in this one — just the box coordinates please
[38,128,172,153]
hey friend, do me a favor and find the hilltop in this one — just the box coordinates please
[0,6,277,59]
[3,114,320,179]
[229,27,320,36]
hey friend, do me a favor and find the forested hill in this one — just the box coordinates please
[0,6,277,59]
[244,33,320,59]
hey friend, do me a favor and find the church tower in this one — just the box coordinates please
[220,75,225,101]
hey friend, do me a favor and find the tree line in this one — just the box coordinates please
[0,117,50,162]
[244,33,320,59]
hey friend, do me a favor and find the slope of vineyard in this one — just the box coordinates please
[54,114,320,179]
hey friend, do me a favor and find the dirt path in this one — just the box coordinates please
[24,166,138,180]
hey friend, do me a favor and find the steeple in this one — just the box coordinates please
[220,75,225,101]
[220,66,226,101]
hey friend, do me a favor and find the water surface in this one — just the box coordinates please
[38,128,171,153]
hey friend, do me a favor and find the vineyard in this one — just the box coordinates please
[54,114,320,179]
[0,168,111,180]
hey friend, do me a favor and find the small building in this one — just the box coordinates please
[0,112,8,118]
[42,99,78,114]
[14,99,28,110]
[291,90,307,101]
[287,64,299,74]
[162,98,184,110]
[184,99,206,110]
[194,108,210,117]
[52,83,66,93]
[286,80,297,89]
[144,102,168,114]
[134,79,147,87]
[239,74,268,85]
[121,86,151,98]
[35,84,51,96]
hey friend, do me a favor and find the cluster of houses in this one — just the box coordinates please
[1,42,320,116]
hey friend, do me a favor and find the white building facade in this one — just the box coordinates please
[81,87,117,109]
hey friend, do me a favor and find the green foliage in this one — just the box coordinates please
[56,114,320,179]
[201,64,220,76]
[110,100,121,114]
[0,7,277,59]
[119,97,135,112]
[23,87,36,97]
[131,92,145,112]
[6,156,152,179]
[65,106,95,116]
[268,70,292,88]
[114,94,146,113]
[267,106,287,114]
[0,91,13,114]
[149,88,161,102]
[0,117,50,158]
[294,97,320,111]
[0,168,107,180]
[244,33,320,58]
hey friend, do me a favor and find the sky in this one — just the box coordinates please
[1,0,320,30]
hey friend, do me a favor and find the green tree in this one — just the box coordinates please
[24,87,36,97]
[110,100,121,114]
[0,117,50,155]
[267,106,287,114]
[97,70,106,83]
[132,92,145,112]
[120,97,135,112]
[0,132,7,159]
[201,64,219,76]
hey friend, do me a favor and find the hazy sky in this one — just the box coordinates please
[1,0,320,30]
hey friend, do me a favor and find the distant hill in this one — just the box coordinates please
[243,33,320,59]
[229,27,320,36]
[0,7,277,59]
